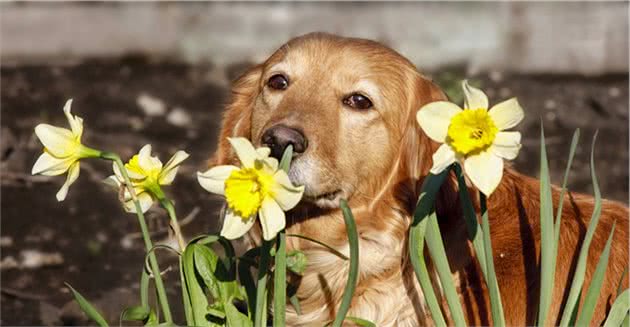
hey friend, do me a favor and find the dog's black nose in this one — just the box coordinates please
[261,125,308,160]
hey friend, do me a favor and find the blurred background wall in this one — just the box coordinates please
[2,1,628,74]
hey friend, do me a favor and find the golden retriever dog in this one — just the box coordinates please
[210,33,628,326]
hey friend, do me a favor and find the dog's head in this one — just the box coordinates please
[212,33,446,211]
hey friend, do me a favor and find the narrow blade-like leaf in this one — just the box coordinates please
[480,193,505,326]
[576,223,617,326]
[254,240,273,327]
[273,232,287,326]
[279,145,293,173]
[454,163,487,278]
[408,171,449,326]
[331,200,359,327]
[65,283,109,327]
[603,289,630,327]
[538,124,556,326]
[559,132,604,327]
[425,211,467,326]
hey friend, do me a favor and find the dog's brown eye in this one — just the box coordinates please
[343,93,373,110]
[267,74,289,90]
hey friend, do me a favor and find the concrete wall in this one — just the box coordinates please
[1,2,628,74]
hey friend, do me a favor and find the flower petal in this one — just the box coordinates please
[32,152,74,176]
[63,99,83,138]
[416,101,462,143]
[159,150,189,185]
[197,165,239,195]
[228,137,258,168]
[430,143,457,174]
[137,144,163,172]
[114,161,144,180]
[34,124,77,157]
[462,80,489,110]
[56,162,80,201]
[259,198,286,241]
[220,209,255,240]
[464,150,504,196]
[124,192,154,214]
[491,131,522,160]
[260,157,279,174]
[103,175,121,188]
[256,147,271,158]
[271,170,304,211]
[489,98,524,130]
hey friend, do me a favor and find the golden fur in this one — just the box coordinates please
[211,33,629,326]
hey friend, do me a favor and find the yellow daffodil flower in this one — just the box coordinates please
[416,80,524,196]
[32,99,101,201]
[197,137,304,241]
[106,144,189,213]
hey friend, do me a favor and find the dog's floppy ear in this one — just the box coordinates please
[399,74,448,184]
[210,65,263,166]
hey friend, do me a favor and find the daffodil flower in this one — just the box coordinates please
[106,144,189,213]
[416,80,524,196]
[197,138,304,241]
[32,99,101,201]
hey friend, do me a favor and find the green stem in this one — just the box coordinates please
[255,240,273,327]
[273,232,287,326]
[480,193,505,326]
[101,152,173,323]
[159,198,187,251]
[453,164,487,278]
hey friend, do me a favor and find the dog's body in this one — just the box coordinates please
[211,33,629,326]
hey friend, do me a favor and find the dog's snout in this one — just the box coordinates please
[261,125,308,160]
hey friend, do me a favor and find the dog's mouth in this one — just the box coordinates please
[302,189,343,208]
[310,189,341,201]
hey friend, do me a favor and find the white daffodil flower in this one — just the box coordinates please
[197,137,304,241]
[32,99,101,201]
[416,80,524,196]
[106,144,189,213]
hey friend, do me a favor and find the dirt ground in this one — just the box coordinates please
[1,57,628,325]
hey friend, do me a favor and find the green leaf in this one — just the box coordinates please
[408,171,449,327]
[279,145,293,173]
[538,124,556,326]
[182,244,211,326]
[193,243,247,326]
[179,256,194,326]
[193,244,221,299]
[286,250,307,275]
[140,268,150,309]
[454,164,487,279]
[553,129,580,249]
[331,200,360,327]
[425,211,467,326]
[65,283,109,327]
[345,316,377,327]
[194,234,220,245]
[144,309,159,326]
[224,300,252,327]
[617,267,629,297]
[289,293,302,315]
[121,305,150,321]
[559,132,604,327]
[238,255,257,316]
[286,234,348,260]
[254,240,273,327]
[576,223,617,326]
[480,193,505,326]
[274,232,287,326]
[603,289,630,327]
